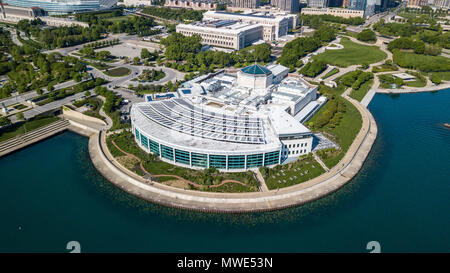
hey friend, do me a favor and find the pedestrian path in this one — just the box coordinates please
[361,88,376,107]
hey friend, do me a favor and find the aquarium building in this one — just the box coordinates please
[131,64,321,171]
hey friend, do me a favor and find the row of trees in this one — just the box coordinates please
[1,48,87,98]
[17,19,102,49]
[388,37,442,56]
[278,26,336,68]
[299,14,365,29]
[76,10,158,37]
[300,60,327,77]
[392,50,450,72]
[83,38,120,49]
[160,33,271,73]
[339,70,374,91]
[310,95,346,130]
[80,47,112,61]
[141,6,204,22]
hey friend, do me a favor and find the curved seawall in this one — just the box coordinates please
[88,94,378,213]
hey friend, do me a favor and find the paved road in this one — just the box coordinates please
[1,80,84,107]
[20,92,87,121]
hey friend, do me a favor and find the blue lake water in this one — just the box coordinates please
[0,90,449,253]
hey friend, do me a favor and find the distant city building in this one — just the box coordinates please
[347,0,367,11]
[301,7,365,17]
[123,0,153,6]
[272,0,300,12]
[203,10,298,41]
[176,20,263,50]
[3,0,102,14]
[164,0,218,10]
[307,0,328,7]
[328,0,344,7]
[0,4,89,27]
[232,0,261,9]
[365,0,376,16]
[434,0,450,9]
[407,0,428,7]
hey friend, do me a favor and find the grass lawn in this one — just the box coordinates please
[104,15,132,23]
[261,155,325,190]
[307,94,362,168]
[75,97,105,121]
[107,131,260,193]
[104,67,131,77]
[350,79,373,101]
[312,37,387,67]
[88,61,114,71]
[405,79,427,87]
[322,68,340,79]
[372,64,398,73]
[427,71,450,81]
[0,116,60,142]
[13,104,27,110]
[393,51,450,72]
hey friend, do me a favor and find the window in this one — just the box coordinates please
[228,155,245,169]
[175,149,190,165]
[140,133,149,149]
[135,128,140,141]
[209,154,227,169]
[161,145,174,161]
[246,154,263,168]
[149,139,160,155]
[192,153,207,168]
[264,151,280,166]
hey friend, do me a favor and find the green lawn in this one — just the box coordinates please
[104,67,131,77]
[322,68,340,79]
[107,131,260,193]
[104,15,132,23]
[393,51,450,72]
[261,155,325,190]
[0,116,60,142]
[350,79,373,101]
[372,64,398,73]
[427,71,450,81]
[405,79,427,87]
[307,93,363,168]
[88,61,114,71]
[312,37,387,67]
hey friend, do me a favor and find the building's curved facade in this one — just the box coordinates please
[131,98,282,171]
[130,63,318,172]
[4,0,100,14]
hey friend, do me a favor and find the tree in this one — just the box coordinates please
[36,89,43,95]
[0,116,11,127]
[357,29,376,42]
[47,84,55,92]
[133,57,140,65]
[16,112,24,121]
[141,48,151,60]
[85,91,91,97]
[96,50,111,61]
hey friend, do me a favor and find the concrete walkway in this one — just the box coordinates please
[312,151,330,172]
[361,88,377,107]
[254,169,270,193]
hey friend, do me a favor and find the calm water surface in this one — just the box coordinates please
[0,90,449,253]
